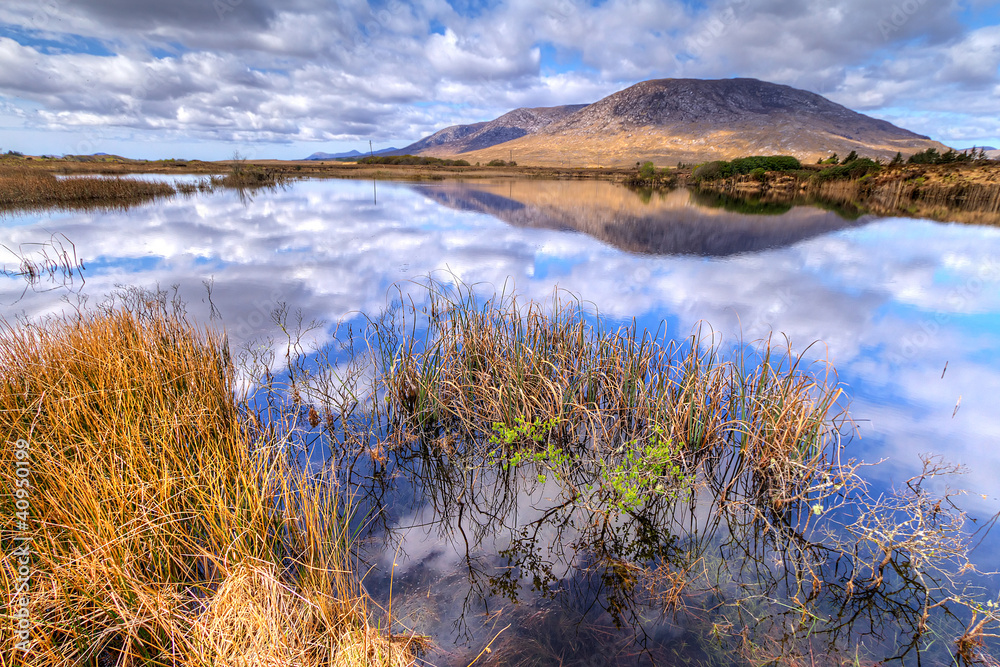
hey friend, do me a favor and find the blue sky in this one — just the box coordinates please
[0,0,997,160]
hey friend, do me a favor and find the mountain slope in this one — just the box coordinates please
[407,78,948,166]
[395,104,587,155]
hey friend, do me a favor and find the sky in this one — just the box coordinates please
[0,0,997,161]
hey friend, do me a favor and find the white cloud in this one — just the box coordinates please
[0,1,996,155]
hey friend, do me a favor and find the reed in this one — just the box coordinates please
[0,166,175,212]
[0,299,416,666]
[263,278,999,664]
[368,280,847,513]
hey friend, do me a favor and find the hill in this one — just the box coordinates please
[405,78,948,167]
[304,147,399,160]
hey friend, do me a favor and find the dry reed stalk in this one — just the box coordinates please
[0,301,415,666]
[0,165,175,212]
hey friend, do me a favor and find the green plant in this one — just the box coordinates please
[602,428,692,512]
[693,156,802,181]
[489,415,560,449]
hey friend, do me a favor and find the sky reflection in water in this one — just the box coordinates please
[3,177,1000,661]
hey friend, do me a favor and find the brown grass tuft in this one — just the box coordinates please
[0,300,416,666]
[0,165,175,212]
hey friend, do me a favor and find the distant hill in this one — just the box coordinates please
[404,78,948,167]
[304,147,399,160]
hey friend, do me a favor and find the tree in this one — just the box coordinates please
[843,150,859,163]
[908,148,939,164]
[890,152,903,166]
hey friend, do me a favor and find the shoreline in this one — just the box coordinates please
[3,154,1000,224]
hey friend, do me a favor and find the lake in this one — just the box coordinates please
[3,177,999,665]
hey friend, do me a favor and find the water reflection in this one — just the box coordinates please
[415,180,871,256]
[2,177,1000,663]
[307,284,993,666]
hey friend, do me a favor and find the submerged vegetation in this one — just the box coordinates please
[0,292,419,666]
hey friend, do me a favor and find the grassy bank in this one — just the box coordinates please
[0,299,417,666]
[687,159,1000,224]
[0,167,176,213]
[0,152,634,183]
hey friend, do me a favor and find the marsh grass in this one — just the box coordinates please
[290,277,1000,665]
[0,297,418,666]
[367,280,847,516]
[0,166,175,213]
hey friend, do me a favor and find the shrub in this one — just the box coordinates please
[357,154,471,166]
[692,161,728,181]
[814,157,882,181]
[692,156,801,181]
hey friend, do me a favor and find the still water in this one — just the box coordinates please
[3,178,1000,664]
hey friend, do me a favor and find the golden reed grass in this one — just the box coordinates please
[0,303,416,666]
[0,166,175,212]
[370,280,847,512]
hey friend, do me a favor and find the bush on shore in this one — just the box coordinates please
[357,155,471,166]
[693,155,802,181]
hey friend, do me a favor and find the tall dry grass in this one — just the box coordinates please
[0,301,416,666]
[368,280,847,514]
[0,166,175,212]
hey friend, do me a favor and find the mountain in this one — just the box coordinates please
[394,105,587,155]
[404,78,948,166]
[304,147,399,160]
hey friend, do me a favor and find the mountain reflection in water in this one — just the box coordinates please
[414,180,871,256]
